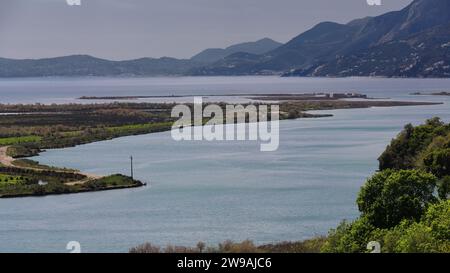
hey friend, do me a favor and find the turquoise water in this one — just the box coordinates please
[0,77,450,253]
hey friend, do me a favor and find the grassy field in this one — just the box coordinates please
[84,174,144,190]
[0,168,143,198]
[0,174,25,186]
[0,100,438,158]
[0,136,41,146]
[106,122,173,134]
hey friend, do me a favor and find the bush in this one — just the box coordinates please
[378,118,449,170]
[382,210,449,253]
[323,120,449,253]
[321,217,380,253]
[323,202,450,253]
[389,221,439,253]
[422,200,450,241]
[438,176,450,200]
[357,169,438,228]
[423,148,450,178]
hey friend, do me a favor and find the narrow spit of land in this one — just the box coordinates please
[0,145,143,198]
[0,146,101,182]
[411,91,450,96]
[78,92,371,101]
[0,93,442,198]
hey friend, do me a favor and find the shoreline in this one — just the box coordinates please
[0,146,101,180]
[411,91,450,96]
[0,97,443,198]
[0,183,144,199]
[0,145,144,199]
[1,75,450,80]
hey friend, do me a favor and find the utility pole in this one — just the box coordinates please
[130,156,134,179]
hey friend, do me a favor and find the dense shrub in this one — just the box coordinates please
[322,201,450,253]
[357,169,437,228]
[421,200,450,241]
[438,176,450,200]
[378,118,449,170]
[321,218,379,253]
[423,148,450,178]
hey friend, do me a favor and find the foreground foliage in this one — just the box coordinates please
[323,118,450,253]
[322,200,450,253]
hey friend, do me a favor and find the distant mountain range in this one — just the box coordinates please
[0,55,199,77]
[193,0,450,77]
[0,38,281,78]
[1,0,449,78]
[190,38,282,64]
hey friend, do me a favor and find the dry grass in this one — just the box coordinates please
[129,238,327,253]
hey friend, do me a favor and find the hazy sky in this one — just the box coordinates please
[0,0,413,60]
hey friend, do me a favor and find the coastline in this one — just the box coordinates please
[1,98,448,252]
[0,182,144,199]
[0,145,144,198]
[0,97,443,198]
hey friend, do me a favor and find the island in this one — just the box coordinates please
[411,91,450,96]
[0,94,441,198]
[78,92,371,101]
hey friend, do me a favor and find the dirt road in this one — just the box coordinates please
[0,146,102,185]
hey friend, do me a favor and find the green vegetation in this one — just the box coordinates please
[0,101,441,201]
[0,174,25,185]
[0,103,173,197]
[0,167,143,198]
[0,135,41,146]
[129,118,450,253]
[357,169,437,229]
[84,174,143,191]
[379,117,450,171]
[322,201,450,253]
[0,100,437,158]
[0,166,85,197]
[0,103,176,157]
[323,118,450,253]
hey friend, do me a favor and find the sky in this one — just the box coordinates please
[0,0,413,60]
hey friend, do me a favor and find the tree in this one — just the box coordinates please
[422,200,450,241]
[378,118,449,170]
[438,176,450,200]
[196,242,206,253]
[423,148,450,178]
[394,221,440,253]
[385,201,450,253]
[357,169,438,228]
[321,217,378,253]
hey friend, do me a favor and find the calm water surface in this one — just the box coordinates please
[0,77,449,252]
[0,76,449,103]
